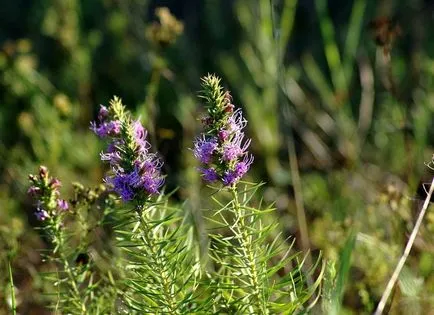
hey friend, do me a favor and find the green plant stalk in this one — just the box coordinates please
[53,219,87,314]
[230,187,268,314]
[374,177,434,314]
[8,258,17,315]
[136,204,180,314]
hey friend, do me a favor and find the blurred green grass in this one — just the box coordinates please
[2,0,434,313]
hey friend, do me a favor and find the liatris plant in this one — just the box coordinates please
[27,77,321,315]
[91,97,202,313]
[194,74,321,314]
[27,166,118,314]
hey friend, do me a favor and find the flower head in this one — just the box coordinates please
[200,167,219,182]
[193,136,218,164]
[28,166,67,221]
[92,97,164,201]
[193,75,254,187]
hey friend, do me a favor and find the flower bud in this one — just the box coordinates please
[39,165,48,178]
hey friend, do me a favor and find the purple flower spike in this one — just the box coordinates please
[28,166,69,222]
[193,75,254,187]
[93,98,165,201]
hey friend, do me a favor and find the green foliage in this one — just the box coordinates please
[115,194,203,314]
[207,182,321,314]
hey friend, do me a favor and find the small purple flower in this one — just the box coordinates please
[234,155,254,178]
[57,199,69,211]
[100,151,122,165]
[218,130,229,142]
[35,209,50,221]
[39,166,48,177]
[222,171,238,186]
[193,136,218,164]
[107,121,121,135]
[98,105,109,121]
[200,168,219,182]
[50,178,62,189]
[133,120,151,153]
[109,175,135,201]
[27,186,41,196]
[90,120,121,138]
[227,109,247,134]
[125,168,142,188]
[222,132,250,162]
[141,174,164,195]
[133,120,147,140]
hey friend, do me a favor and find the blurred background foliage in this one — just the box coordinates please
[2,0,434,313]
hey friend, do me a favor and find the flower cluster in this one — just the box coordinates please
[91,97,164,201]
[193,75,253,186]
[28,166,69,221]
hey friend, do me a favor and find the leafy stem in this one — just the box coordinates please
[230,187,268,314]
[135,204,180,314]
[52,217,87,314]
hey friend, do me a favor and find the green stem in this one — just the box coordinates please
[136,205,180,314]
[231,187,268,314]
[53,221,87,314]
[7,258,17,315]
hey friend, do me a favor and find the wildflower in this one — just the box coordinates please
[200,167,219,182]
[193,136,218,164]
[50,178,62,190]
[233,155,254,178]
[90,120,121,138]
[90,105,121,138]
[35,208,50,221]
[193,75,254,186]
[92,97,164,201]
[57,199,69,211]
[222,132,251,162]
[98,105,109,120]
[27,186,41,196]
[28,166,67,221]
